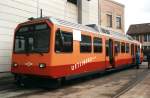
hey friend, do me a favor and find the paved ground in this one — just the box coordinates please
[119,75,150,98]
[0,62,149,98]
[119,68,150,98]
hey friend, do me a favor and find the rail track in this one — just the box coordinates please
[111,68,149,98]
[0,64,149,98]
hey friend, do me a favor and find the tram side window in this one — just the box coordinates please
[55,30,73,53]
[115,41,120,54]
[93,37,102,53]
[106,40,109,56]
[121,42,125,53]
[131,44,134,55]
[14,36,25,52]
[126,43,129,53]
[80,35,91,53]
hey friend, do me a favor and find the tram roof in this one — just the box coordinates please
[49,17,138,43]
[21,17,140,44]
[49,17,98,33]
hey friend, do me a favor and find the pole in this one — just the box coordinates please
[40,9,43,18]
[37,0,39,17]
[98,0,101,25]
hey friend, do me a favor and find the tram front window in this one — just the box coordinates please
[14,23,50,53]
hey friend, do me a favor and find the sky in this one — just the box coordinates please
[114,0,150,32]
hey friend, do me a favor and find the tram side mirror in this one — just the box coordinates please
[18,40,22,48]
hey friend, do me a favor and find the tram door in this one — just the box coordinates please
[106,39,114,69]
[109,39,114,65]
[131,44,135,63]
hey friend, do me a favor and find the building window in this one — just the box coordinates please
[55,30,73,53]
[148,34,150,42]
[135,36,137,40]
[140,35,143,42]
[144,34,148,42]
[67,0,77,5]
[116,16,121,29]
[80,35,92,53]
[144,46,147,50]
[136,35,139,41]
[93,37,102,53]
[106,14,112,27]
[132,36,136,40]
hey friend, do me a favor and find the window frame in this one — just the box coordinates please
[14,23,51,54]
[80,34,92,53]
[148,34,150,42]
[106,14,112,28]
[55,29,73,53]
[67,0,77,5]
[121,42,125,53]
[126,43,130,53]
[116,16,122,29]
[136,35,139,41]
[144,34,148,42]
[93,37,103,53]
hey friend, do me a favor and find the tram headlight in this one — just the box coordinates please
[39,63,46,68]
[12,63,18,67]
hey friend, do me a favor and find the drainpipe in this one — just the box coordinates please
[37,0,39,17]
[98,0,101,25]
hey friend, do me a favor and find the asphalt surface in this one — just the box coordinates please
[0,62,149,98]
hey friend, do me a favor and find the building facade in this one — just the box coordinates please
[127,23,150,55]
[0,0,124,72]
[0,0,99,72]
[100,0,125,33]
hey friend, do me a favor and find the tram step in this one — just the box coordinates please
[106,68,116,72]
[106,66,116,71]
[107,65,114,69]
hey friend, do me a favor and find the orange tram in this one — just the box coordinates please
[11,17,143,86]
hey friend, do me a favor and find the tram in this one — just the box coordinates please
[11,17,143,85]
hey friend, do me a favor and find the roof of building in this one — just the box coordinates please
[127,23,150,35]
[108,0,125,7]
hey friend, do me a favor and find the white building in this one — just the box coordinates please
[0,0,99,72]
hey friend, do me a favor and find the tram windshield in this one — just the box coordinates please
[14,23,50,53]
